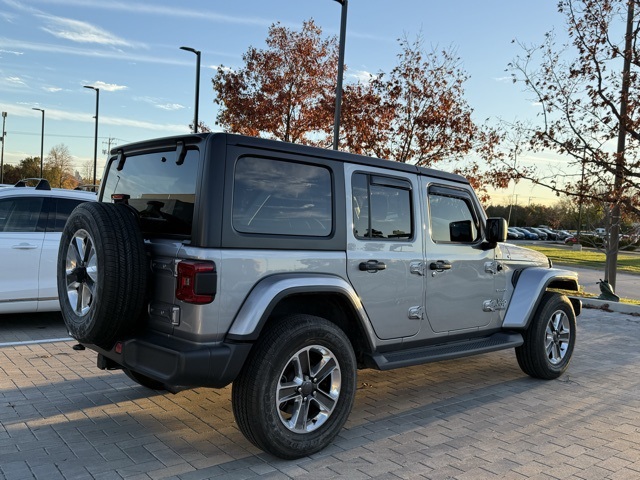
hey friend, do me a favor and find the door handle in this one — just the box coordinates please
[359,260,387,272]
[12,243,38,250]
[429,260,452,271]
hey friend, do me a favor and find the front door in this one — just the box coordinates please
[422,182,499,333]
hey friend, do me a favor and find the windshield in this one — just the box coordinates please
[101,148,199,237]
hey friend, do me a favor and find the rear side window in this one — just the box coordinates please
[428,187,479,243]
[232,157,332,236]
[49,198,87,232]
[101,149,199,237]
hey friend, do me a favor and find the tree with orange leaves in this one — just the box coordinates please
[212,20,337,146]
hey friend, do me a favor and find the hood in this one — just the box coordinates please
[501,243,551,268]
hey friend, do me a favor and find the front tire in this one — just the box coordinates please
[516,292,576,379]
[232,315,357,459]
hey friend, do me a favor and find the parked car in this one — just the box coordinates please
[524,227,548,240]
[554,230,573,241]
[0,179,95,313]
[507,227,524,239]
[513,227,539,240]
[57,133,580,459]
[538,227,558,240]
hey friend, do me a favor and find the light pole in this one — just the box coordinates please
[332,0,348,150]
[180,46,201,133]
[1,112,6,183]
[84,85,100,186]
[32,108,45,178]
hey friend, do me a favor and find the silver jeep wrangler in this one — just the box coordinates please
[58,133,580,459]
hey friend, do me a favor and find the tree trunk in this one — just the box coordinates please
[605,0,634,290]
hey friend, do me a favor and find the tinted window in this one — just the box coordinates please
[233,157,332,236]
[101,149,199,237]
[429,190,479,243]
[0,197,45,233]
[51,198,87,232]
[352,173,413,240]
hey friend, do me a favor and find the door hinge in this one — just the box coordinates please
[410,261,425,276]
[408,306,424,320]
[484,261,503,275]
[483,299,507,312]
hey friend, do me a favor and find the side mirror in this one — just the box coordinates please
[486,217,507,243]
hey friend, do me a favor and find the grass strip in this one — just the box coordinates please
[526,246,640,275]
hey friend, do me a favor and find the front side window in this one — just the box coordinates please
[0,197,45,233]
[233,157,332,236]
[352,173,413,240]
[428,188,479,243]
[101,149,199,237]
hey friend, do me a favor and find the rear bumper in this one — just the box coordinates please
[92,332,252,389]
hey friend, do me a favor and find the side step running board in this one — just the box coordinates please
[368,332,524,371]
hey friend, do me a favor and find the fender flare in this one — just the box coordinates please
[502,267,580,329]
[225,273,376,347]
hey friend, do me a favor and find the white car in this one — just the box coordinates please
[0,179,95,313]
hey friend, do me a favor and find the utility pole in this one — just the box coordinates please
[606,0,634,290]
[332,0,348,150]
[0,112,6,184]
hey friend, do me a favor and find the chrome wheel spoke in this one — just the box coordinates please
[277,380,302,404]
[277,344,341,434]
[65,230,97,317]
[545,309,570,365]
[313,388,337,412]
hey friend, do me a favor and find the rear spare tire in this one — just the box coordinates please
[57,202,148,349]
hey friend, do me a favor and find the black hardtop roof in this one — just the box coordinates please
[112,132,469,185]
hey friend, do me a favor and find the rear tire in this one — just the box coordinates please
[516,292,576,379]
[57,202,148,349]
[232,315,357,459]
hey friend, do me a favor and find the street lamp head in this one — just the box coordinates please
[32,107,44,114]
[180,46,200,55]
[84,85,99,92]
[1,112,6,118]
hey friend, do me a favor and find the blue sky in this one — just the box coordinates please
[0,0,568,203]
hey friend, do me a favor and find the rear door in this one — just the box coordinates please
[0,195,46,312]
[345,165,424,340]
[39,197,91,310]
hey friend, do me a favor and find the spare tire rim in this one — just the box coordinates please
[65,229,98,317]
[276,345,341,434]
[545,309,571,365]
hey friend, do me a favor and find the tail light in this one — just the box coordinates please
[176,260,217,304]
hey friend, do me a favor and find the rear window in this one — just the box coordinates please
[101,149,199,237]
[232,157,332,236]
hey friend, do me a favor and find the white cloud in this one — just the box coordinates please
[348,70,377,83]
[493,76,512,83]
[155,103,185,111]
[0,38,193,67]
[209,65,234,73]
[39,15,147,48]
[5,76,26,85]
[43,86,62,92]
[24,0,275,27]
[0,48,23,55]
[0,102,191,133]
[85,81,128,92]
[133,96,184,111]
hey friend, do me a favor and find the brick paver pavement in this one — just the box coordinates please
[0,308,639,479]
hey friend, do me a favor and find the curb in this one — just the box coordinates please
[571,296,640,316]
